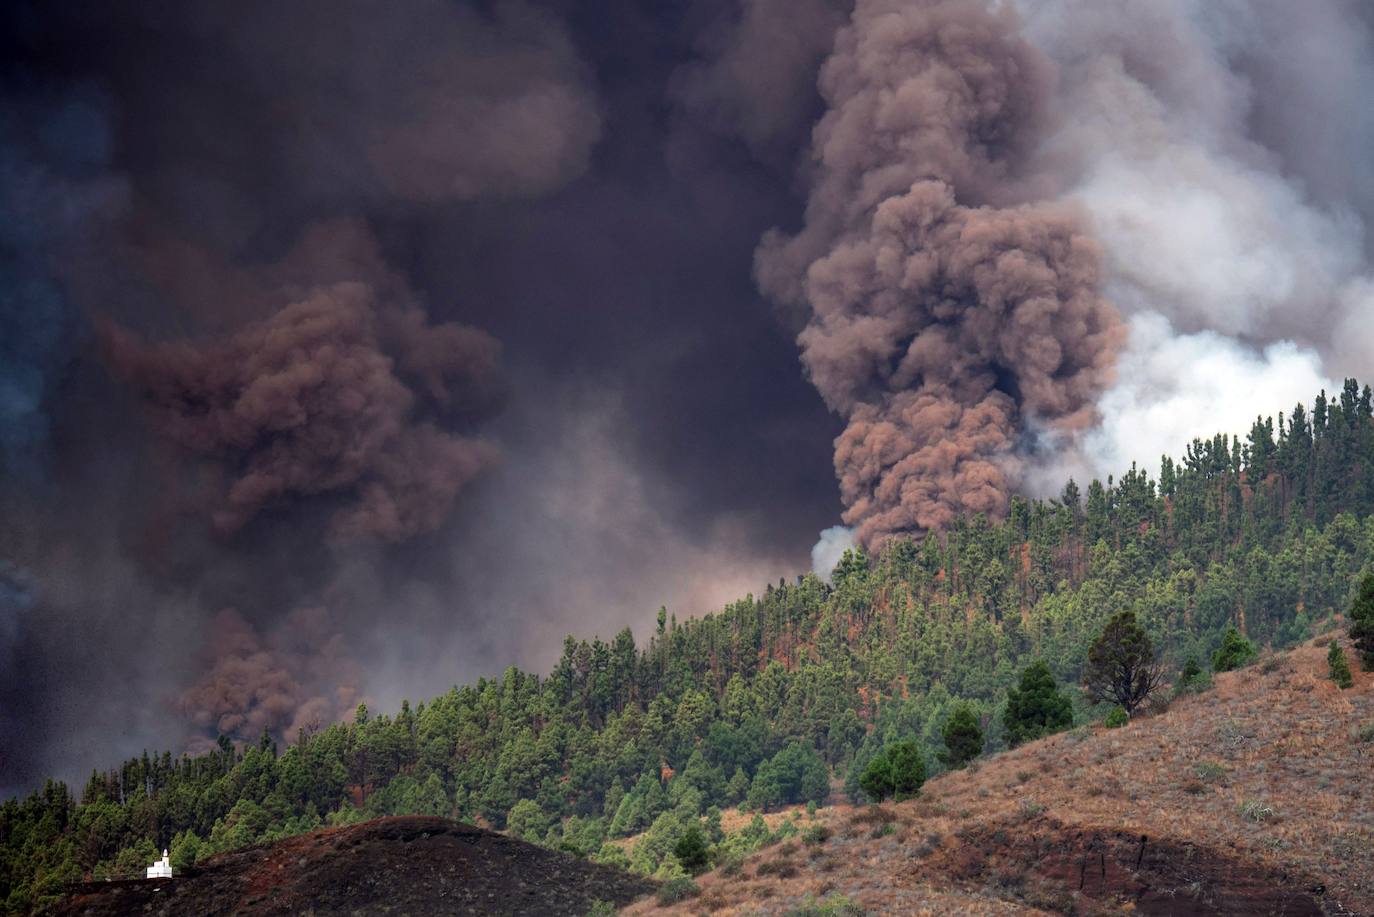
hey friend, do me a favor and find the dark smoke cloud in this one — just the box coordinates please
[758,0,1122,546]
[178,607,361,749]
[673,0,850,162]
[0,0,845,795]
[104,224,501,543]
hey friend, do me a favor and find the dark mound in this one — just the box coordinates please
[50,816,656,916]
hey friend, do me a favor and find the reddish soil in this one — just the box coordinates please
[929,815,1328,915]
[49,816,656,916]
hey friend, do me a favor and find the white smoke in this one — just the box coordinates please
[811,525,856,578]
[1011,0,1374,484]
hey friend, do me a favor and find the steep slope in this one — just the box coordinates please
[49,816,655,916]
[634,636,1374,915]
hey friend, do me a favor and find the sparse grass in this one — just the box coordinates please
[869,822,895,839]
[1195,760,1228,783]
[848,805,896,827]
[656,878,700,906]
[755,858,798,879]
[1238,799,1277,824]
[781,892,867,916]
[627,641,1374,917]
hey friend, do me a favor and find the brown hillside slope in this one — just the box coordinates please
[634,637,1374,916]
[49,816,656,916]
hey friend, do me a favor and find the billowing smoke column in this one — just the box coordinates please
[104,227,501,543]
[177,607,361,750]
[758,0,1122,546]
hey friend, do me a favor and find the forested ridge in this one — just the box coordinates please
[6,380,1374,912]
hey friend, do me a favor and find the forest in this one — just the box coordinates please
[4,380,1374,913]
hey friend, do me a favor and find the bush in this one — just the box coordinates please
[802,824,831,846]
[1349,573,1374,671]
[1003,661,1074,746]
[1103,705,1129,728]
[1328,641,1354,689]
[1194,760,1228,784]
[582,901,617,917]
[939,703,984,768]
[1175,657,1212,696]
[672,825,710,875]
[858,740,925,802]
[1238,800,1276,823]
[656,878,700,905]
[783,893,867,916]
[1212,626,1257,672]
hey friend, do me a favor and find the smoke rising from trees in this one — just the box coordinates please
[3,0,1374,795]
[757,0,1122,546]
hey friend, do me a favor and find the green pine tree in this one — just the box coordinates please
[1211,626,1257,673]
[1350,573,1374,670]
[1327,640,1354,689]
[939,704,983,769]
[1003,660,1074,746]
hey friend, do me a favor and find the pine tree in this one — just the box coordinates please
[1084,611,1164,715]
[939,704,983,769]
[1349,573,1374,670]
[1327,640,1354,689]
[1003,661,1074,746]
[1211,626,1257,673]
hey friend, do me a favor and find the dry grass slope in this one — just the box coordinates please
[631,636,1374,916]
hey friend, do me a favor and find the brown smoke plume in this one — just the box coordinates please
[177,607,361,747]
[757,0,1122,547]
[104,224,500,542]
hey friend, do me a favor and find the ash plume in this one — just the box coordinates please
[178,607,361,748]
[104,226,501,543]
[758,0,1122,546]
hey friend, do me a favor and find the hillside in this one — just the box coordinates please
[6,382,1374,914]
[632,636,1374,916]
[46,816,655,916]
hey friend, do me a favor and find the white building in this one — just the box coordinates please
[146,850,173,880]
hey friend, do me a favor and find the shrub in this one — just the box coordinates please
[757,858,798,878]
[1328,640,1354,689]
[1349,572,1374,670]
[1175,658,1212,696]
[939,703,984,768]
[1354,722,1374,744]
[802,824,831,846]
[1004,660,1074,745]
[583,901,617,917]
[672,825,710,875]
[783,893,867,916]
[1238,800,1276,823]
[859,740,925,802]
[656,878,700,905]
[1194,761,1228,783]
[1212,626,1257,672]
[1103,706,1129,728]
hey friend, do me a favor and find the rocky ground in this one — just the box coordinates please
[49,816,656,916]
